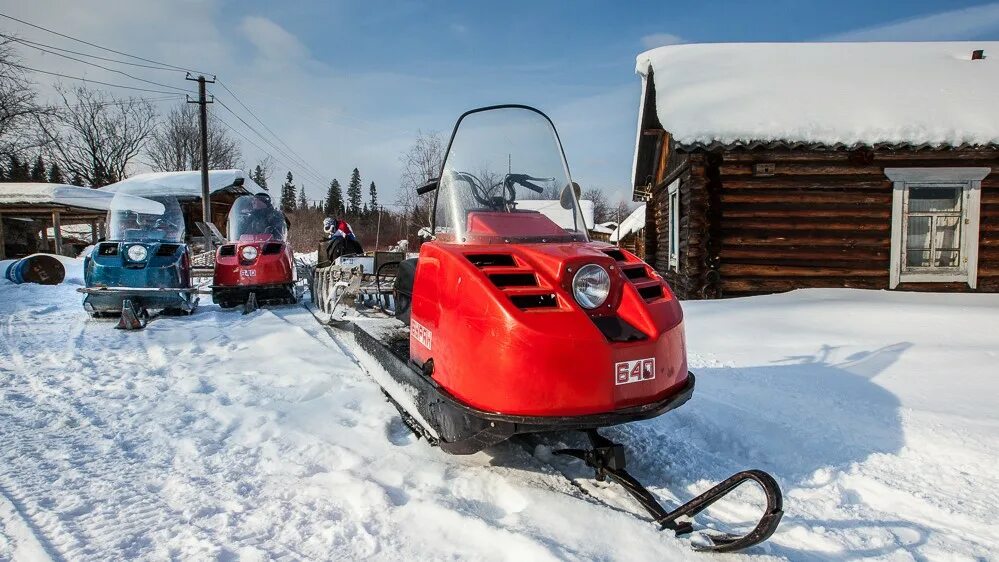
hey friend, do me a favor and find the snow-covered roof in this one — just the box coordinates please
[590,221,618,235]
[636,42,999,148]
[515,199,595,230]
[610,204,645,243]
[101,169,265,198]
[0,183,113,211]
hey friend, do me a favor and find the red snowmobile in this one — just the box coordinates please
[212,193,298,312]
[342,105,782,552]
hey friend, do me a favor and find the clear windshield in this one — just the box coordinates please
[434,106,588,244]
[227,194,287,242]
[107,185,184,243]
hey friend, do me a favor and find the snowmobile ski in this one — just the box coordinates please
[116,298,149,330]
[554,430,784,553]
[243,292,259,315]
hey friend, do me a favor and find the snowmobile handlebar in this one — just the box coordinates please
[505,173,552,194]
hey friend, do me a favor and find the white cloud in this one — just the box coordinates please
[825,2,999,41]
[640,32,683,49]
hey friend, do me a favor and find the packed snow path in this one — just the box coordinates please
[1,267,998,560]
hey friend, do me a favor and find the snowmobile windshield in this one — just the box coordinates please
[107,186,185,243]
[433,106,588,244]
[227,195,287,242]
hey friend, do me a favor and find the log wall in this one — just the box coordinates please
[711,149,999,297]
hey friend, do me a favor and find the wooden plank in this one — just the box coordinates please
[720,151,999,163]
[720,247,890,262]
[721,277,887,293]
[721,178,891,190]
[721,190,891,204]
[721,205,891,219]
[722,217,890,232]
[719,263,887,277]
[719,163,888,177]
[720,232,889,247]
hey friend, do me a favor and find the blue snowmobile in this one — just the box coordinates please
[78,185,198,329]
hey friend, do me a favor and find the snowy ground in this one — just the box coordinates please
[0,260,997,561]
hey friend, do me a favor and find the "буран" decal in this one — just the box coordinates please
[412,320,432,350]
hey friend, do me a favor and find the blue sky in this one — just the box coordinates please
[7,1,999,204]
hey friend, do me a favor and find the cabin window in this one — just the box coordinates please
[886,168,990,289]
[667,179,680,271]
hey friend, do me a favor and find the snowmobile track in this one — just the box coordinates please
[298,302,716,550]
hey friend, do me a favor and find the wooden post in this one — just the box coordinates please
[52,211,63,256]
[40,218,49,252]
[91,221,99,244]
[0,213,6,260]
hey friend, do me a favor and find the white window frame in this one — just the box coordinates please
[886,167,990,289]
[667,178,680,271]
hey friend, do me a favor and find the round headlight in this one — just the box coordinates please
[126,244,148,261]
[240,245,259,261]
[572,264,611,309]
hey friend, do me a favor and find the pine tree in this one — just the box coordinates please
[47,162,65,184]
[30,155,46,182]
[251,164,268,190]
[6,155,28,181]
[368,181,378,211]
[324,179,344,216]
[280,171,297,213]
[347,168,362,215]
[298,185,308,210]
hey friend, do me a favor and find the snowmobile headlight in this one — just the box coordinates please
[240,245,259,261]
[126,244,148,261]
[572,264,610,309]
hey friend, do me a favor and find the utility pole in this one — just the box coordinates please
[186,73,216,233]
[374,205,383,251]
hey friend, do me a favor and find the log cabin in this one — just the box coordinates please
[630,42,999,298]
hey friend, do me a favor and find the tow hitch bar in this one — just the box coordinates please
[554,430,783,553]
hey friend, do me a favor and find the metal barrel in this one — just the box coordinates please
[2,254,66,285]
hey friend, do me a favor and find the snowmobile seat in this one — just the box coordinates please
[393,258,418,325]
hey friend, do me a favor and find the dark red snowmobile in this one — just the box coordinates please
[212,193,297,312]
[339,105,782,552]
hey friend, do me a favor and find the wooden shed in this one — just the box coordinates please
[631,42,999,298]
[0,183,113,259]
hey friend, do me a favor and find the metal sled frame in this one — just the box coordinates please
[555,430,784,553]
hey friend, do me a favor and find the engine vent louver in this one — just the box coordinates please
[602,249,626,261]
[637,284,663,300]
[218,245,236,257]
[510,294,557,309]
[488,273,537,288]
[156,244,180,256]
[97,243,118,256]
[622,266,649,281]
[592,315,647,342]
[262,243,283,255]
[465,253,516,267]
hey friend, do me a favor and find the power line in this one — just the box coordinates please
[7,61,183,95]
[0,33,186,73]
[0,11,213,76]
[213,115,323,194]
[213,96,329,186]
[5,34,193,93]
[216,79,329,182]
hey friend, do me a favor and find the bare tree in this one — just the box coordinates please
[147,103,241,172]
[0,39,50,160]
[41,86,157,186]
[397,130,446,230]
[583,187,611,224]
